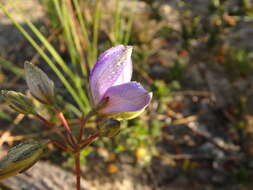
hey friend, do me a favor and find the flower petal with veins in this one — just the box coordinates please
[89,45,132,104]
[101,82,152,113]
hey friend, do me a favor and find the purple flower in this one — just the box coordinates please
[89,45,152,120]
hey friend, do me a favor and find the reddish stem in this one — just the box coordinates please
[35,113,54,129]
[78,97,109,142]
[56,111,77,148]
[57,112,73,136]
[75,153,81,190]
[78,110,95,142]
[80,133,100,149]
[50,139,69,152]
[35,113,73,148]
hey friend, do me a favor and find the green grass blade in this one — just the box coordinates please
[61,0,79,66]
[52,0,77,66]
[123,1,135,45]
[11,0,90,110]
[0,4,87,113]
[113,0,121,45]
[0,58,24,77]
[72,0,91,54]
[58,0,90,108]
[25,17,76,79]
[123,12,134,45]
[91,0,101,63]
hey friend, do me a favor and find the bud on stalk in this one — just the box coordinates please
[0,141,48,180]
[1,90,35,115]
[24,62,55,106]
[99,119,121,137]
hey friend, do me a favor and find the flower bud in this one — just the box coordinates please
[24,62,55,105]
[1,90,35,115]
[0,141,48,180]
[99,119,121,137]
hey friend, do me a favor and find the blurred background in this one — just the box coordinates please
[1,0,253,189]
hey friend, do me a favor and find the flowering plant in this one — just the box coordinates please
[0,45,152,189]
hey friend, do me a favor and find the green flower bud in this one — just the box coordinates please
[1,90,35,115]
[99,119,121,137]
[24,62,55,105]
[0,141,48,180]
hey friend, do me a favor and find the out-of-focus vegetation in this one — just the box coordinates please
[1,0,253,189]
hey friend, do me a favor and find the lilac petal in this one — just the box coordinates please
[100,82,152,113]
[89,45,133,104]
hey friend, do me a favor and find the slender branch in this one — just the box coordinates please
[35,113,55,129]
[79,97,109,142]
[80,133,100,150]
[50,139,69,152]
[187,122,239,154]
[35,113,74,148]
[56,112,73,136]
[56,111,77,148]
[78,109,96,142]
[162,153,240,161]
[75,153,81,190]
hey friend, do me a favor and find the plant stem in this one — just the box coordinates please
[78,97,109,142]
[35,113,54,129]
[35,113,74,148]
[78,109,96,142]
[56,111,77,148]
[80,133,100,150]
[75,153,81,190]
[50,139,69,152]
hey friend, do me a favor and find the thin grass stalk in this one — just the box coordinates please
[0,57,24,77]
[72,0,90,49]
[75,77,90,110]
[64,0,87,77]
[65,103,82,117]
[53,0,79,69]
[91,0,101,63]
[72,0,91,74]
[110,0,135,45]
[62,2,90,109]
[123,8,134,45]
[31,28,61,63]
[118,17,125,44]
[61,0,79,66]
[112,0,121,45]
[53,0,90,108]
